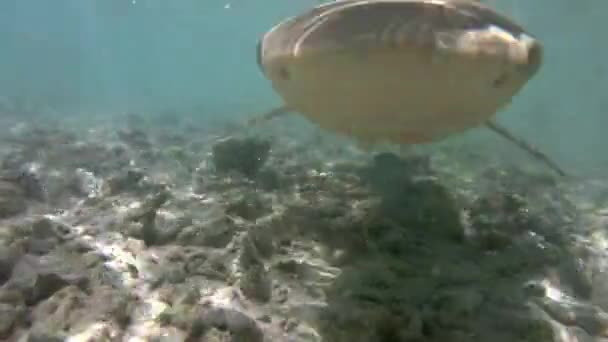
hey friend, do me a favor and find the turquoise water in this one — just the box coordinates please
[0,0,605,173]
[1,2,607,341]
[0,0,311,115]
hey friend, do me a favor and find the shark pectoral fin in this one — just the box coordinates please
[245,105,292,127]
[484,120,567,177]
[214,105,292,142]
[355,138,376,152]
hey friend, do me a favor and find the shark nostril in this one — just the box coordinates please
[256,39,264,72]
[525,40,543,76]
[492,73,509,88]
[279,67,290,80]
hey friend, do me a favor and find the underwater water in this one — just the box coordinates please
[0,0,607,341]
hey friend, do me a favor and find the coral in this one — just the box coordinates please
[0,113,603,342]
[211,136,271,177]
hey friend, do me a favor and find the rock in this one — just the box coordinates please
[363,159,464,241]
[24,285,137,340]
[592,268,608,311]
[26,328,66,342]
[177,217,238,249]
[0,287,25,306]
[117,128,151,150]
[3,217,74,256]
[225,192,272,221]
[148,328,188,342]
[480,165,558,195]
[16,162,47,201]
[554,255,593,300]
[433,288,485,329]
[239,234,264,270]
[247,226,275,259]
[554,326,595,342]
[183,250,230,281]
[518,319,556,342]
[0,303,21,339]
[31,217,73,241]
[80,251,106,268]
[103,168,145,196]
[126,190,171,246]
[192,166,206,195]
[157,302,264,341]
[27,239,56,255]
[255,167,282,191]
[0,179,27,218]
[239,264,272,303]
[0,108,601,342]
[468,190,542,251]
[0,246,20,284]
[71,168,103,198]
[288,324,322,342]
[537,298,608,337]
[6,255,89,306]
[358,152,431,196]
[199,306,264,342]
[29,286,87,333]
[198,328,231,341]
[211,137,271,177]
[107,290,138,328]
[432,261,483,286]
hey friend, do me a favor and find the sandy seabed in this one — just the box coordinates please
[0,110,608,342]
